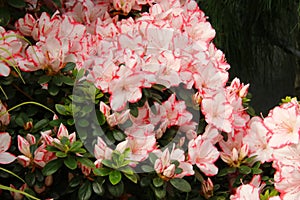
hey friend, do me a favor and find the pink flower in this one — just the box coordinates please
[17,135,55,167]
[15,13,36,36]
[264,99,300,148]
[201,92,233,133]
[0,132,16,164]
[94,137,113,168]
[243,117,273,163]
[154,144,194,179]
[230,184,260,200]
[219,131,249,167]
[188,135,219,176]
[0,27,22,76]
[112,0,135,14]
[274,165,300,200]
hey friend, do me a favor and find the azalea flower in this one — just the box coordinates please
[230,184,260,200]
[188,135,219,176]
[243,117,273,163]
[154,144,194,180]
[219,131,249,167]
[264,98,300,148]
[17,134,56,167]
[0,132,16,164]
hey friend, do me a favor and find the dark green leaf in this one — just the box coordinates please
[252,168,263,174]
[42,159,63,176]
[32,119,49,131]
[154,188,166,199]
[25,173,36,187]
[64,156,77,170]
[107,181,124,197]
[8,0,26,8]
[53,76,63,86]
[38,75,52,84]
[48,83,59,96]
[55,104,67,115]
[129,106,138,117]
[239,165,252,174]
[0,8,10,26]
[102,159,113,168]
[109,170,122,185]
[92,181,105,196]
[170,178,191,193]
[62,76,74,86]
[153,177,164,187]
[113,130,126,142]
[69,176,82,187]
[78,180,92,200]
[141,165,154,173]
[61,62,76,72]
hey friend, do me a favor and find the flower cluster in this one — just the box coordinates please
[0,0,298,199]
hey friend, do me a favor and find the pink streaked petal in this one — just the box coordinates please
[0,152,16,164]
[0,132,11,152]
[69,132,76,144]
[57,123,69,139]
[17,135,31,157]
[17,155,31,167]
[0,62,10,76]
[26,133,36,145]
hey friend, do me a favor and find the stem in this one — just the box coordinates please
[0,85,8,100]
[0,167,25,183]
[12,83,34,100]
[5,101,55,115]
[0,184,40,200]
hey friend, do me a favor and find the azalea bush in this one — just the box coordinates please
[0,0,299,200]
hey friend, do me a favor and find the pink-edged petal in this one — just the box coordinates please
[0,62,10,76]
[0,132,11,152]
[0,152,16,164]
[57,123,69,139]
[17,135,31,157]
[17,155,31,167]
[26,133,36,145]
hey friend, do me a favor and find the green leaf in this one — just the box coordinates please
[239,165,252,174]
[92,181,105,196]
[55,104,67,115]
[42,159,63,176]
[64,156,77,170]
[32,119,49,131]
[107,181,124,197]
[109,170,122,185]
[56,151,67,158]
[129,106,138,117]
[140,177,151,187]
[38,75,52,84]
[170,178,191,193]
[113,130,126,142]
[8,0,26,8]
[69,141,83,152]
[102,159,113,168]
[141,165,154,173]
[154,188,166,199]
[120,166,134,175]
[124,173,138,184]
[25,173,36,187]
[45,146,60,152]
[61,62,76,72]
[69,176,82,187]
[218,167,236,177]
[62,76,74,86]
[78,180,92,200]
[48,83,59,96]
[93,168,111,176]
[78,119,89,127]
[96,110,106,125]
[153,177,164,187]
[252,168,263,174]
[0,8,10,26]
[52,76,63,86]
[76,157,95,168]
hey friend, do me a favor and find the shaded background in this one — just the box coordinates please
[198,0,300,115]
